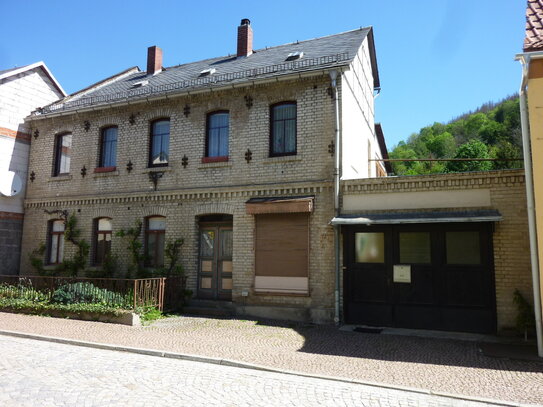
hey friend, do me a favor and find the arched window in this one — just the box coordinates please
[48,219,65,264]
[145,216,166,267]
[270,102,296,156]
[94,218,112,265]
[205,111,229,159]
[53,132,72,176]
[149,119,170,167]
[99,127,118,168]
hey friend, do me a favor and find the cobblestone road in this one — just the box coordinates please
[0,313,542,405]
[0,335,519,407]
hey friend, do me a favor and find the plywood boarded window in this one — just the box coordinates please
[255,213,309,294]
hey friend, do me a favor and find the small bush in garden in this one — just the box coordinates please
[137,306,164,324]
[51,282,128,307]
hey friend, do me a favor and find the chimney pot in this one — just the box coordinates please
[147,46,163,75]
[237,18,253,57]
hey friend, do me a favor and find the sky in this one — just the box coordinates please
[2,0,526,148]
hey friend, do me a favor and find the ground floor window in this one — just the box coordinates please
[48,219,65,264]
[254,213,309,294]
[94,218,112,266]
[145,216,165,267]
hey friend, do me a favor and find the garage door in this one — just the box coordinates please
[343,223,496,333]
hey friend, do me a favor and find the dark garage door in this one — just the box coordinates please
[343,223,496,333]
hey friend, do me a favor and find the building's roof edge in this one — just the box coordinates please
[0,61,67,97]
[375,123,392,174]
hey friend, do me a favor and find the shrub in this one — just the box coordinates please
[51,282,128,307]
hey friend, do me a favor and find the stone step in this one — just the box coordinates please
[182,306,234,317]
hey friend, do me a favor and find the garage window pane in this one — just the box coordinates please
[355,233,384,263]
[446,231,481,264]
[399,232,431,264]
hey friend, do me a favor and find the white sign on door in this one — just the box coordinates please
[393,265,411,283]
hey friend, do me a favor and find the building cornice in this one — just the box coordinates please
[342,170,525,194]
[25,180,332,209]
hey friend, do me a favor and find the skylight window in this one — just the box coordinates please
[199,68,216,77]
[285,52,303,61]
[132,80,149,88]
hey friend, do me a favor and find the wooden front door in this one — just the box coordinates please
[198,224,233,300]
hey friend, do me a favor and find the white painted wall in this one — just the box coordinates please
[340,37,381,180]
[0,67,64,213]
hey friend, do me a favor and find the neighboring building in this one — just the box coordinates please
[21,20,385,323]
[0,62,66,274]
[517,0,543,356]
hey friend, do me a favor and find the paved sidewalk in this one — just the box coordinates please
[0,312,541,405]
[2,335,511,407]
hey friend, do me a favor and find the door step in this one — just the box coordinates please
[183,299,235,317]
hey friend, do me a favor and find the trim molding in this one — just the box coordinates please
[25,182,331,209]
[0,127,31,144]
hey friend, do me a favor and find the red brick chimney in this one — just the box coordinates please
[147,46,163,75]
[237,19,253,57]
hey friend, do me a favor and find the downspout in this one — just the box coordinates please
[517,53,543,357]
[330,70,341,324]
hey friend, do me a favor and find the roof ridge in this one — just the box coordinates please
[164,27,371,71]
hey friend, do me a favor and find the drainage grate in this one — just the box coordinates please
[353,327,383,334]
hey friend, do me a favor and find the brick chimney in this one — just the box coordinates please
[237,19,253,57]
[147,46,163,75]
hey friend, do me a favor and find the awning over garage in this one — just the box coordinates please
[330,210,502,225]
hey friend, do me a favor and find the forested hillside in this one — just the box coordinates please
[389,96,523,175]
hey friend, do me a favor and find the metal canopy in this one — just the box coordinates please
[330,210,502,225]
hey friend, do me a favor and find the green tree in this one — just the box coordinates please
[427,132,456,158]
[446,140,492,173]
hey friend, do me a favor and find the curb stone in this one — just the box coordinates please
[0,329,527,407]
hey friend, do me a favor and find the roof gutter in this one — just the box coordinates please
[515,51,543,357]
[26,66,349,122]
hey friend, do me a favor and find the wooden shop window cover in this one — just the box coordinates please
[253,212,310,294]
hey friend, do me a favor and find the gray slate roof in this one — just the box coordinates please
[38,27,376,116]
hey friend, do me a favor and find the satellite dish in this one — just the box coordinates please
[0,171,23,197]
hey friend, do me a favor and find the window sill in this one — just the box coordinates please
[48,174,72,182]
[198,158,232,169]
[94,166,116,173]
[253,290,309,297]
[201,156,229,164]
[263,155,302,164]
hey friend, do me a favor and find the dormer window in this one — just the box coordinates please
[199,68,216,77]
[285,52,303,61]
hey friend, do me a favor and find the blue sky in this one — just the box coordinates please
[2,0,525,147]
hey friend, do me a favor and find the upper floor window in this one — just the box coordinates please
[94,218,112,266]
[145,216,166,267]
[99,127,117,168]
[205,111,229,160]
[270,102,296,156]
[149,119,169,167]
[48,219,65,264]
[53,133,72,175]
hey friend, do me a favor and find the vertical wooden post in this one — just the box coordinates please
[133,279,137,310]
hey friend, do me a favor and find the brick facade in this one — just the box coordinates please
[22,76,340,322]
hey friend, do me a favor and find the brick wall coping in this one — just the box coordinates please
[25,181,332,209]
[342,170,525,194]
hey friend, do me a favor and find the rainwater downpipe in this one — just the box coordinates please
[517,53,543,357]
[330,69,341,325]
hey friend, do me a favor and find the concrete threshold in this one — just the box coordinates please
[0,329,528,407]
[340,324,531,344]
